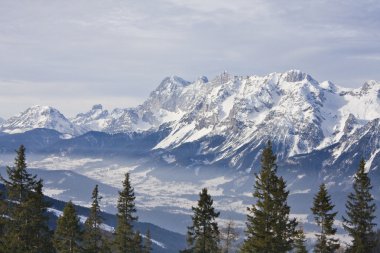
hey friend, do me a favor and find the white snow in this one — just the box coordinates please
[290,189,311,195]
[43,188,66,197]
[289,214,309,223]
[365,149,380,173]
[162,154,176,164]
[29,156,103,170]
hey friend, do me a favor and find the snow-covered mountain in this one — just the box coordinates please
[71,104,110,132]
[2,70,380,167]
[0,72,379,238]
[0,117,5,125]
[71,76,191,133]
[0,105,84,136]
[147,71,380,168]
[71,69,380,168]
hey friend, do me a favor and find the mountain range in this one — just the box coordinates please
[0,70,379,243]
[1,70,379,168]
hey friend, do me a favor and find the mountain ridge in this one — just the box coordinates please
[0,70,379,166]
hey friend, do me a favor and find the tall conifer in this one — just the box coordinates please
[28,180,54,252]
[114,173,138,253]
[0,145,53,253]
[133,231,143,253]
[0,190,7,251]
[83,184,109,253]
[185,188,220,253]
[343,159,377,252]
[53,201,83,253]
[241,141,297,253]
[311,183,340,253]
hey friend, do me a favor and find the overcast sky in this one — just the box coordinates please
[0,0,379,118]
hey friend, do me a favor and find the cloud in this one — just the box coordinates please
[0,0,379,118]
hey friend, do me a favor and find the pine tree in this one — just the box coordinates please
[53,201,83,253]
[372,230,380,252]
[220,219,239,253]
[0,190,6,251]
[27,180,55,253]
[343,159,377,253]
[241,141,297,253]
[0,145,53,253]
[311,183,340,253]
[83,184,109,253]
[272,175,298,250]
[293,227,308,253]
[133,231,143,253]
[143,228,153,253]
[114,173,138,253]
[185,188,220,253]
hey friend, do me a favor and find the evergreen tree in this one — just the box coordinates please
[133,231,143,253]
[54,201,83,253]
[143,228,153,253]
[241,141,297,253]
[114,173,138,253]
[293,227,308,253]
[372,230,380,253]
[220,219,239,253]
[311,183,340,253]
[343,159,377,253]
[0,190,6,252]
[83,184,109,253]
[0,145,53,253]
[27,180,55,253]
[185,188,220,253]
[272,175,298,250]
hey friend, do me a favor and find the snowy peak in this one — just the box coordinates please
[280,69,313,83]
[1,105,83,135]
[319,80,337,92]
[144,76,191,112]
[91,104,104,110]
[360,80,380,96]
[72,104,109,132]
[157,75,190,89]
[197,76,209,83]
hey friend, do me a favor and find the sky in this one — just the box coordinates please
[0,0,379,119]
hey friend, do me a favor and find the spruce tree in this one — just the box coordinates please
[185,188,220,253]
[0,145,53,253]
[241,141,297,253]
[114,173,138,253]
[343,159,377,252]
[83,184,109,253]
[0,190,6,251]
[27,180,55,253]
[133,231,143,253]
[272,175,298,250]
[53,201,83,253]
[293,227,308,253]
[143,228,153,253]
[311,183,340,253]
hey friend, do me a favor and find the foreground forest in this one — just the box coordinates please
[0,144,379,253]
